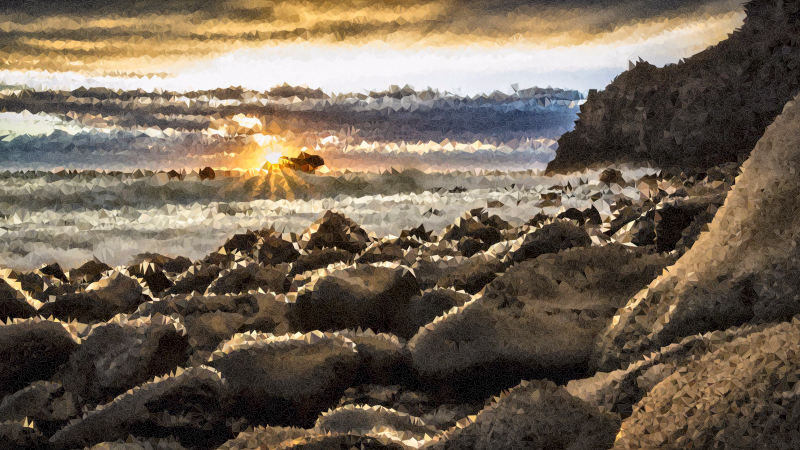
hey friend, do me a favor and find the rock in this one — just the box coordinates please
[0,419,42,449]
[0,318,80,396]
[546,0,800,173]
[221,230,261,255]
[332,329,412,386]
[392,289,472,340]
[184,311,247,352]
[599,168,626,186]
[49,366,234,450]
[266,433,415,449]
[292,263,419,332]
[399,224,434,245]
[216,426,311,450]
[0,271,38,321]
[60,314,189,407]
[647,192,725,253]
[207,331,360,427]
[594,92,800,371]
[165,264,222,296]
[289,248,354,278]
[356,243,408,265]
[455,237,488,258]
[441,379,619,450]
[67,258,113,284]
[257,235,300,266]
[38,271,152,322]
[39,262,68,283]
[199,167,216,180]
[162,257,193,274]
[87,436,189,450]
[556,206,602,226]
[316,404,438,439]
[300,211,371,255]
[206,262,290,295]
[507,220,592,264]
[431,251,504,295]
[611,317,800,449]
[278,151,325,172]
[409,244,674,402]
[0,381,77,436]
[440,210,506,247]
[145,272,174,297]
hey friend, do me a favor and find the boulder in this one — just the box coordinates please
[0,381,77,437]
[49,366,234,450]
[392,289,472,340]
[556,206,602,227]
[289,248,354,278]
[507,220,592,264]
[599,168,626,186]
[278,152,325,173]
[205,262,290,295]
[67,258,112,284]
[216,426,311,450]
[300,211,371,255]
[165,264,222,296]
[0,271,38,321]
[430,251,505,295]
[206,331,360,427]
[546,0,800,172]
[39,262,68,283]
[257,235,301,266]
[87,436,189,450]
[38,270,152,322]
[441,380,619,450]
[332,329,412,386]
[409,244,674,402]
[0,318,80,396]
[612,317,800,449]
[594,92,800,371]
[292,263,419,332]
[647,192,725,253]
[0,419,42,449]
[316,404,438,439]
[199,167,216,180]
[60,314,189,407]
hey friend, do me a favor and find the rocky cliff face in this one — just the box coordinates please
[546,0,800,173]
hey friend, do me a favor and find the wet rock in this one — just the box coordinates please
[316,404,437,439]
[599,168,626,186]
[454,237,487,258]
[611,318,800,449]
[184,311,247,352]
[207,331,360,427]
[49,366,234,450]
[293,263,419,332]
[647,192,726,253]
[0,419,42,449]
[165,264,222,296]
[60,314,189,407]
[162,257,194,275]
[442,380,619,450]
[289,248,354,278]
[38,271,152,322]
[441,209,506,248]
[0,318,79,396]
[39,262,68,283]
[67,259,113,284]
[87,436,189,450]
[399,224,434,245]
[432,252,504,295]
[300,211,371,255]
[594,93,800,371]
[392,289,472,340]
[257,235,300,266]
[216,426,311,450]
[206,262,290,295]
[557,206,602,226]
[279,151,325,173]
[356,243,408,265]
[221,230,261,255]
[128,256,177,296]
[0,271,37,321]
[507,220,592,264]
[409,244,674,402]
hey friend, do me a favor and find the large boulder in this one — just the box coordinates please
[205,262,290,295]
[332,329,413,386]
[595,92,800,371]
[0,318,80,396]
[289,248,354,278]
[611,317,800,449]
[206,331,361,427]
[37,270,152,323]
[300,211,371,255]
[409,244,674,402]
[647,192,726,254]
[164,264,222,296]
[49,366,234,450]
[0,381,77,437]
[292,263,419,332]
[392,289,472,340]
[215,426,311,450]
[316,404,439,442]
[506,220,592,264]
[546,0,800,173]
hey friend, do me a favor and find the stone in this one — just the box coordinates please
[300,211,371,255]
[392,289,472,340]
[507,220,592,264]
[289,248,354,278]
[205,262,290,295]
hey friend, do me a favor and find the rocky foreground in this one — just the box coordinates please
[1,98,794,449]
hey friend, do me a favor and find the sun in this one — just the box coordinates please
[263,152,283,165]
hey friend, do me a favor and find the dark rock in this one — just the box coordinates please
[206,262,290,295]
[292,263,419,332]
[216,425,310,450]
[599,168,626,186]
[316,404,438,439]
[0,381,77,437]
[87,436,189,450]
[165,264,222,296]
[455,236,488,258]
[594,93,800,371]
[432,252,504,295]
[278,152,325,172]
[301,211,371,255]
[356,243,408,265]
[546,0,800,173]
[221,230,261,254]
[332,329,412,386]
[507,220,592,264]
[49,366,234,450]
[257,235,300,266]
[647,193,725,253]
[60,315,189,407]
[392,289,472,340]
[399,224,434,244]
[0,319,79,396]
[39,262,68,283]
[199,167,216,180]
[0,420,42,449]
[442,380,619,450]
[162,257,193,275]
[38,271,152,322]
[67,258,112,284]
[409,244,674,402]
[441,209,506,246]
[167,169,182,180]
[289,248,354,278]
[207,331,360,427]
[557,206,602,226]
[139,271,173,297]
[0,273,37,321]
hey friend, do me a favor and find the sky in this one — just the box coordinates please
[0,0,748,95]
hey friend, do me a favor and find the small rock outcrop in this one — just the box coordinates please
[300,211,371,255]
